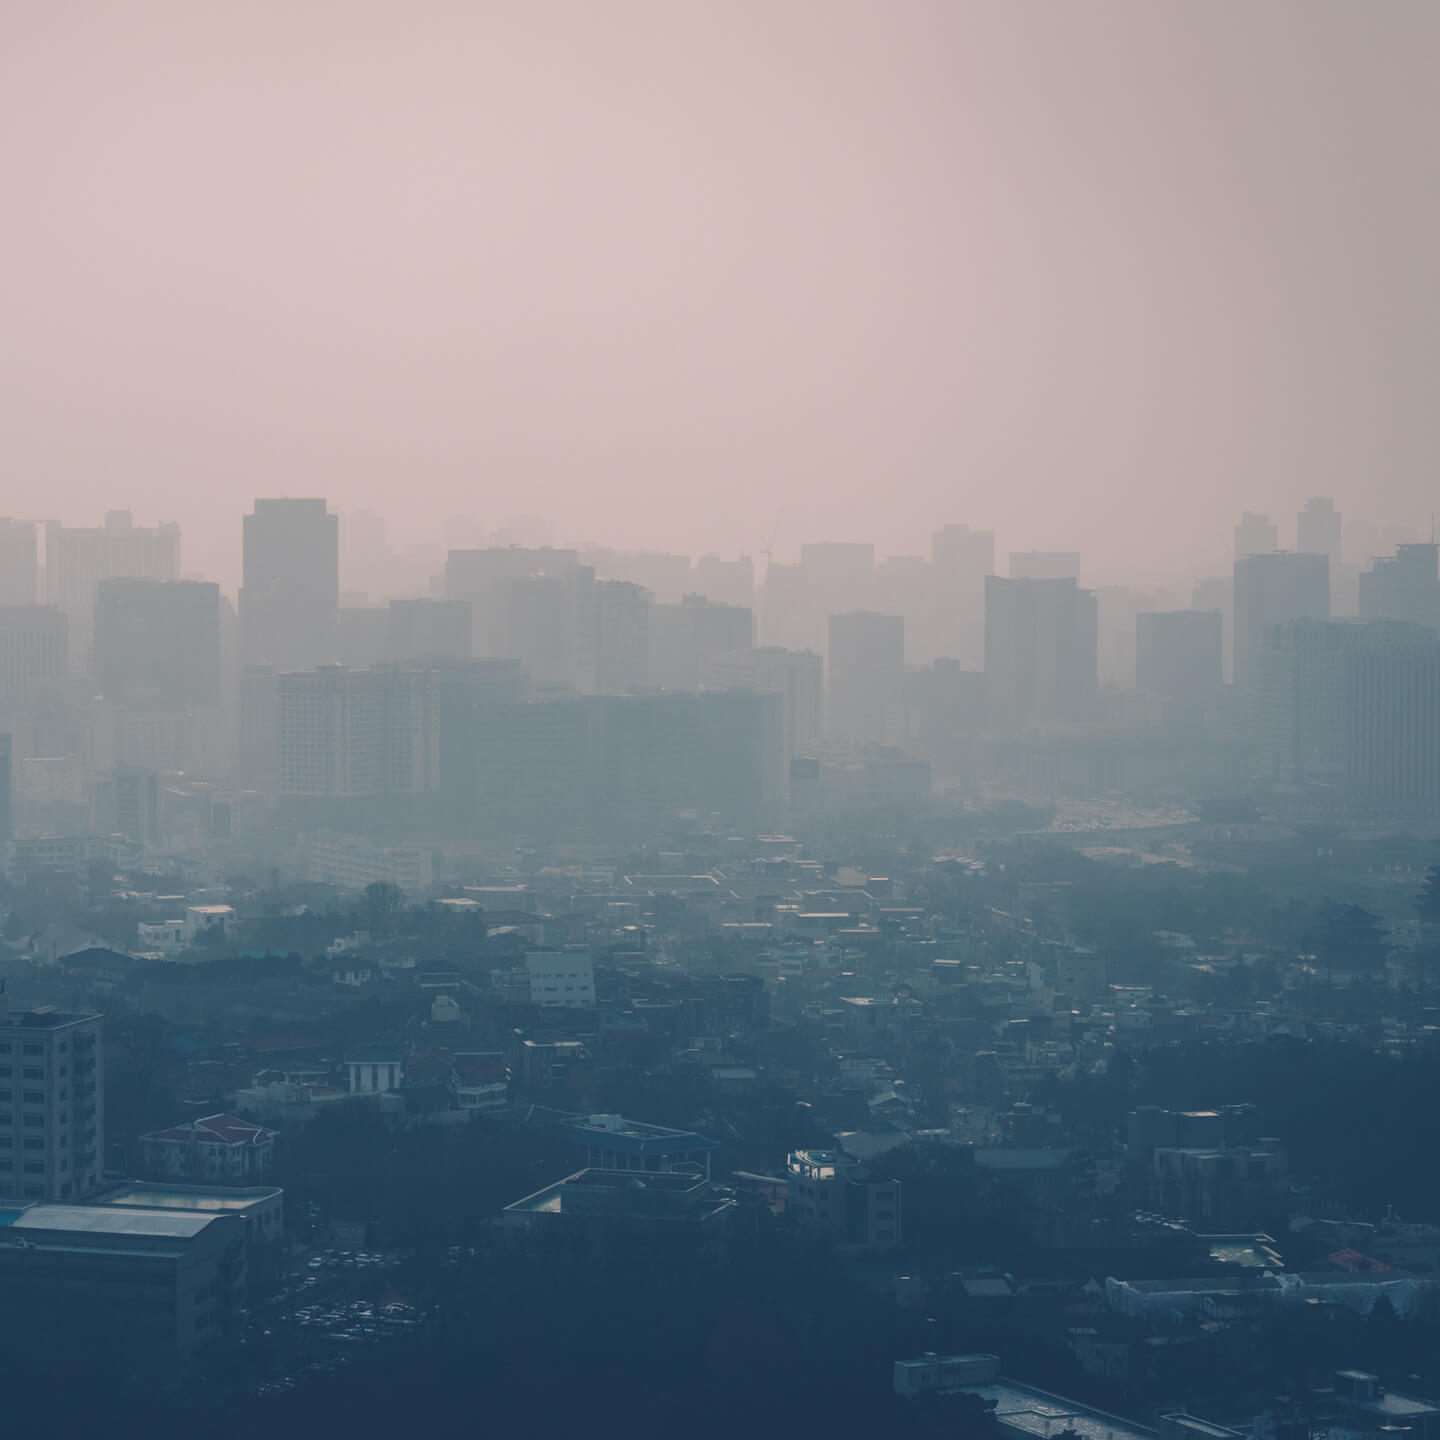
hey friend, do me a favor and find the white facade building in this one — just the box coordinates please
[308,831,432,895]
[525,949,596,1008]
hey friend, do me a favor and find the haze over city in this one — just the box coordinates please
[7,0,1440,591]
[8,5,1440,1438]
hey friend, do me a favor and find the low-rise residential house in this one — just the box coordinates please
[139,1112,279,1183]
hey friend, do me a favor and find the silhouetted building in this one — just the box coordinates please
[1345,629,1440,813]
[1138,611,1223,720]
[827,610,904,744]
[1359,542,1440,631]
[0,606,66,715]
[239,498,339,670]
[0,519,38,605]
[985,576,1098,732]
[94,578,221,710]
[649,594,752,691]
[702,645,822,764]
[593,580,651,693]
[1235,511,1279,558]
[45,510,180,669]
[388,598,472,661]
[1233,551,1330,692]
[1298,497,1342,571]
[931,522,994,667]
[277,665,438,816]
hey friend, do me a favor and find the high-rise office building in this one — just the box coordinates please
[1359,543,1440,631]
[45,510,181,669]
[1345,630,1440,814]
[1297,498,1342,570]
[984,576,1098,732]
[0,520,38,606]
[594,581,651,694]
[0,733,11,843]
[1137,611,1223,711]
[702,646,822,765]
[93,578,221,710]
[0,606,67,715]
[444,546,595,689]
[277,665,437,805]
[239,498,339,670]
[649,595,753,691]
[692,555,755,610]
[931,523,994,668]
[827,610,905,744]
[0,994,104,1204]
[1234,511,1279,558]
[1233,552,1330,692]
[388,599,472,661]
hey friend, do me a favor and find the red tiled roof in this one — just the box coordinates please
[144,1112,277,1147]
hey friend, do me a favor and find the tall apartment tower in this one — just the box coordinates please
[1359,543,1440,631]
[1345,630,1440,814]
[1136,610,1223,710]
[1297,498,1342,571]
[94,578,221,709]
[826,610,904,744]
[45,510,181,670]
[387,599,472,661]
[0,994,104,1204]
[1233,552,1331,693]
[1234,512,1279,559]
[240,498,339,669]
[984,576,1098,733]
[594,580,651,694]
[931,523,994,668]
[0,606,67,716]
[0,520,38,605]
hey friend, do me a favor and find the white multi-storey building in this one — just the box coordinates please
[525,949,596,1008]
[0,992,104,1203]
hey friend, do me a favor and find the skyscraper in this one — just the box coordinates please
[1234,511,1279,558]
[239,498,339,669]
[1359,543,1440,631]
[827,610,904,744]
[593,581,651,694]
[0,607,67,716]
[0,520,38,606]
[388,599,472,662]
[1297,498,1343,571]
[44,510,180,669]
[984,576,1099,732]
[1345,629,1440,814]
[931,523,994,668]
[1136,611,1223,711]
[649,595,753,691]
[94,578,221,710]
[1233,552,1331,692]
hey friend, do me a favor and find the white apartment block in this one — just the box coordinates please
[0,994,104,1204]
[308,831,432,895]
[525,949,596,1008]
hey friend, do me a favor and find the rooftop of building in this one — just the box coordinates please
[555,1113,717,1154]
[141,1112,278,1148]
[97,1182,283,1212]
[10,1204,227,1239]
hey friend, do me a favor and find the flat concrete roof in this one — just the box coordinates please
[13,1204,224,1238]
[101,1183,281,1212]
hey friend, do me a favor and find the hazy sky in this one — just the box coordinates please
[5,1,1438,592]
